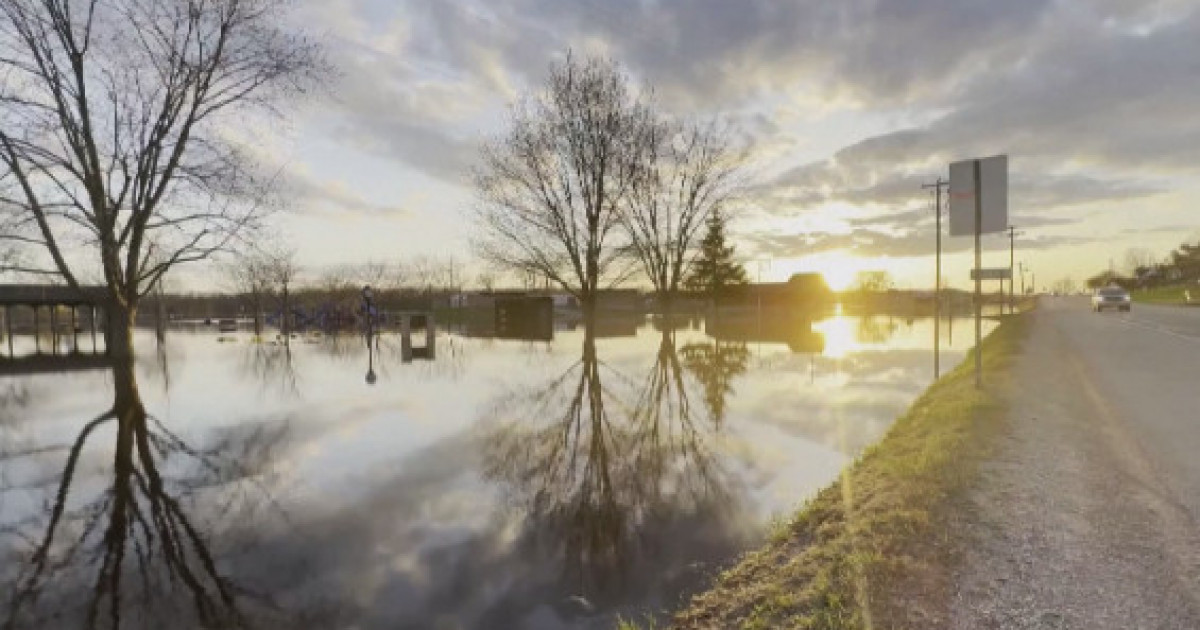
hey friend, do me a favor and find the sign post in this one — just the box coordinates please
[949,155,1008,389]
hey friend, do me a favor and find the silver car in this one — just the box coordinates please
[1092,286,1131,312]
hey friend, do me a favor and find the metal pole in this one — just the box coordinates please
[34,306,41,354]
[4,306,11,357]
[91,306,98,353]
[973,159,983,389]
[935,184,941,378]
[923,178,947,379]
[1008,226,1017,314]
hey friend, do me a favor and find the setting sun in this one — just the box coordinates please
[821,264,859,292]
[773,252,891,292]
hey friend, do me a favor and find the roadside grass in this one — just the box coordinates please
[1131,285,1198,305]
[653,313,1030,630]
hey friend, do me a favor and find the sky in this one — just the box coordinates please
[223,0,1200,292]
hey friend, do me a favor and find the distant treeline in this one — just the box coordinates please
[1086,240,1200,289]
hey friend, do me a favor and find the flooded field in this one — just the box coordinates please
[0,311,994,629]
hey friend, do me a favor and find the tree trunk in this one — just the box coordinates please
[110,352,145,417]
[281,285,291,337]
[581,293,598,328]
[106,302,138,361]
[252,292,263,337]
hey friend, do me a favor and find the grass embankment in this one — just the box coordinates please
[655,314,1030,630]
[1131,285,1197,305]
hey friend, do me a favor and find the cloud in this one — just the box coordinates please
[283,168,410,218]
[290,0,1200,271]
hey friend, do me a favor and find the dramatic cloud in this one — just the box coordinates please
[272,0,1200,283]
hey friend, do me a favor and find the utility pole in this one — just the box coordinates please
[1006,226,1021,314]
[973,160,982,389]
[1018,262,1026,296]
[922,177,948,379]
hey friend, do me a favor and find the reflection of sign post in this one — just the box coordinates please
[949,155,1008,388]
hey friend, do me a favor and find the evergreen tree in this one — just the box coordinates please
[684,209,748,300]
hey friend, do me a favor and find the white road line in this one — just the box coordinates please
[1112,315,1200,345]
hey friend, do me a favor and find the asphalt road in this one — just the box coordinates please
[1053,297,1200,515]
[951,296,1200,629]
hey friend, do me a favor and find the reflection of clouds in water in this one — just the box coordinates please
[229,328,757,629]
[736,348,939,454]
[1,316,980,628]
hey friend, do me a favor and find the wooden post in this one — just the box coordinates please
[4,305,11,357]
[401,313,412,363]
[91,306,98,353]
[425,312,436,360]
[72,305,79,353]
[50,305,58,355]
[34,306,41,354]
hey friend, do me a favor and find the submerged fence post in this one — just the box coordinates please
[425,313,436,360]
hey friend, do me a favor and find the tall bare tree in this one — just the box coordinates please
[0,0,322,360]
[474,54,655,316]
[622,120,739,310]
[225,251,272,336]
[265,245,297,336]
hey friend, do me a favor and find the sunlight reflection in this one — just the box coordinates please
[813,316,859,359]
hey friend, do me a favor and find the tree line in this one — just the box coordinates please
[1085,241,1200,289]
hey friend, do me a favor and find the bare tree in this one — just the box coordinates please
[474,54,655,315]
[316,265,356,304]
[265,246,298,336]
[355,260,391,291]
[622,120,739,310]
[854,270,894,293]
[408,255,438,294]
[0,0,322,360]
[225,252,273,336]
[1124,247,1155,275]
[476,270,496,293]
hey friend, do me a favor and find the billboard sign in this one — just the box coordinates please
[970,267,1012,281]
[949,155,1008,236]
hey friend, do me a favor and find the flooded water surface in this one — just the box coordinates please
[0,312,993,629]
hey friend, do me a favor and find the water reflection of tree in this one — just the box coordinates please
[241,341,300,394]
[2,361,291,630]
[481,324,737,606]
[855,316,900,345]
[679,340,750,427]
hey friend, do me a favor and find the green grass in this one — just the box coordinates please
[1131,285,1198,304]
[653,314,1031,630]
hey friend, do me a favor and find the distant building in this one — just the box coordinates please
[724,273,834,310]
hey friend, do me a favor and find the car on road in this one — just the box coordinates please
[1092,286,1131,312]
